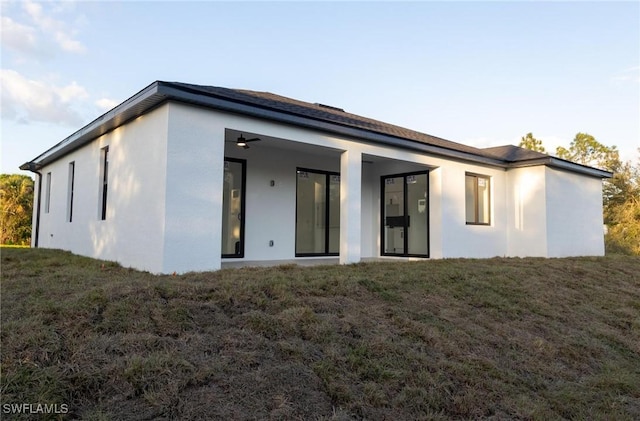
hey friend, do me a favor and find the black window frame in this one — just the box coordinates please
[465,173,491,226]
[45,172,51,214]
[100,146,109,220]
[221,157,247,259]
[67,161,75,223]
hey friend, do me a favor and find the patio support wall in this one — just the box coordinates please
[340,149,362,264]
[162,103,225,273]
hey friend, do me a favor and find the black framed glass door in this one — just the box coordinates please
[381,171,429,257]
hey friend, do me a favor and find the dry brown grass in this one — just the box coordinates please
[1,248,639,420]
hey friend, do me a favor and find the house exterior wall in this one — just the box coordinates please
[29,100,606,273]
[506,166,548,257]
[545,167,605,257]
[160,103,519,268]
[33,105,170,272]
[503,166,605,258]
[361,162,376,258]
[439,164,508,258]
[162,103,226,273]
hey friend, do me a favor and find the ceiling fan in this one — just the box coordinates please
[229,134,261,149]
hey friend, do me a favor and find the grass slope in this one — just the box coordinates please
[1,249,639,420]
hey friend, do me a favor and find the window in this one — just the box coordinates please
[222,158,246,258]
[295,168,340,256]
[45,172,51,213]
[67,162,75,222]
[465,173,490,225]
[99,147,109,220]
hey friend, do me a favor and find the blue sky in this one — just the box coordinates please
[2,1,639,175]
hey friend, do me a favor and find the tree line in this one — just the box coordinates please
[2,134,638,254]
[0,174,34,245]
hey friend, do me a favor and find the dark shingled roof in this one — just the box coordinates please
[169,82,495,159]
[482,145,549,162]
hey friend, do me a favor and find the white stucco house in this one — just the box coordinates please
[21,81,612,274]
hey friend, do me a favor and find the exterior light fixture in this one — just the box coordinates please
[235,134,260,149]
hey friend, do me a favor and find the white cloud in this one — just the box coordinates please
[0,69,89,126]
[95,98,120,112]
[0,16,39,54]
[54,31,85,53]
[1,0,86,58]
[57,81,89,103]
[23,0,86,53]
[611,66,640,84]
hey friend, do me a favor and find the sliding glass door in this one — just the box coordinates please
[296,168,340,256]
[381,171,429,257]
[222,158,246,258]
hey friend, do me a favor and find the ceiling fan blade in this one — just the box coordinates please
[245,137,261,142]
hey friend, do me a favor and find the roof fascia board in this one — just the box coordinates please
[546,157,612,179]
[506,157,612,178]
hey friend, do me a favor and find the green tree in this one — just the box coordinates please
[604,151,640,255]
[518,132,546,153]
[554,133,624,208]
[555,132,620,171]
[0,174,34,245]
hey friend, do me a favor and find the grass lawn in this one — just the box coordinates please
[1,248,639,420]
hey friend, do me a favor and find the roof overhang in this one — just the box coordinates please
[20,81,507,171]
[506,156,613,179]
[22,81,168,170]
[18,81,612,179]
